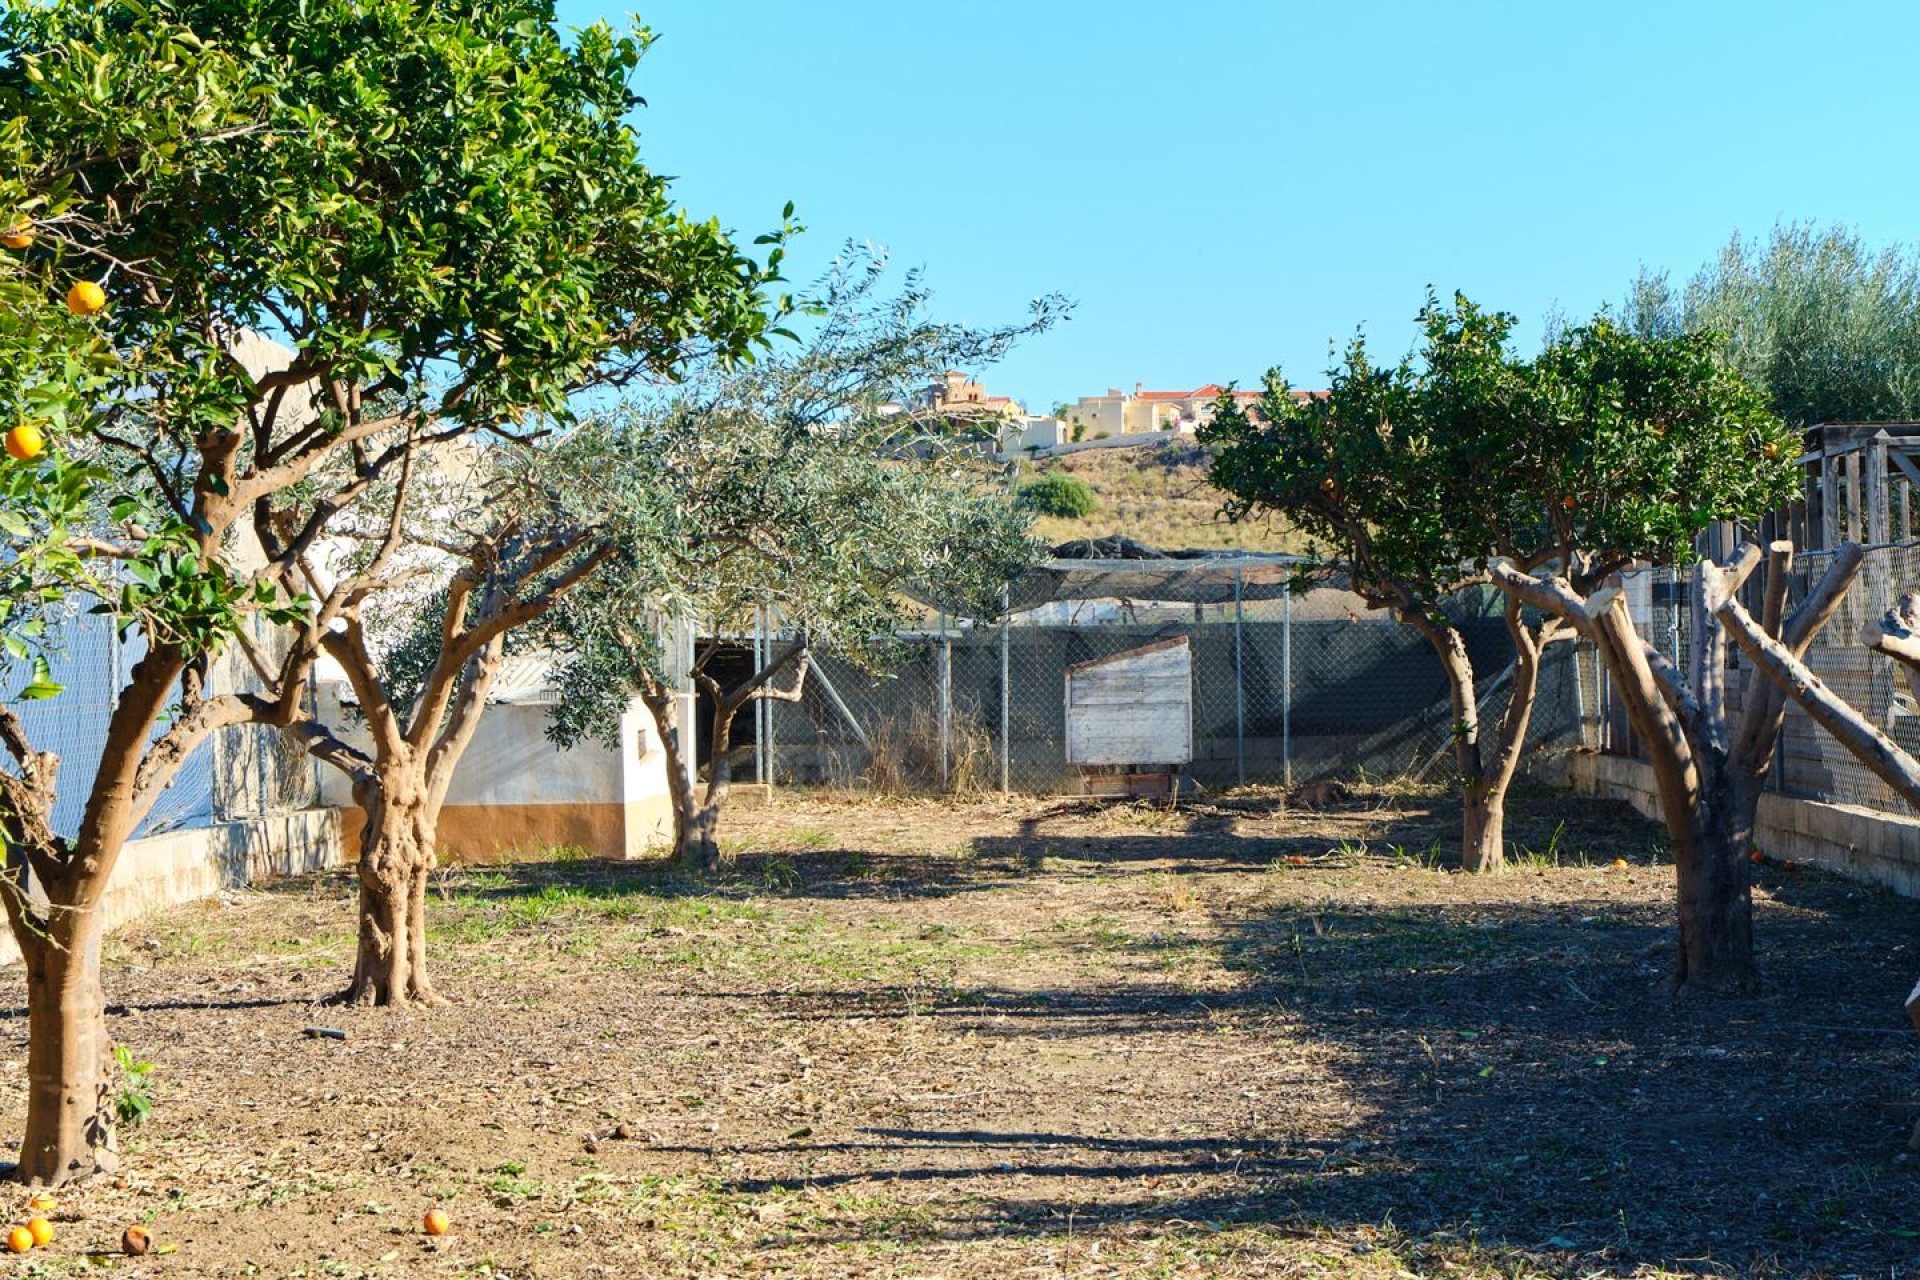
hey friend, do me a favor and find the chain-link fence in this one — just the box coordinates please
[1,612,321,839]
[749,560,1585,796]
[1592,541,1920,817]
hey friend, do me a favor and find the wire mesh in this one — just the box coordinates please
[1591,542,1920,818]
[1765,542,1920,814]
[763,573,1585,796]
[0,611,320,840]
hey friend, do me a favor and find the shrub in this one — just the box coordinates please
[1017,472,1098,518]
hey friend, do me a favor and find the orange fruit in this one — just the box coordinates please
[24,1195,53,1215]
[65,280,105,316]
[25,1218,51,1247]
[1,223,31,250]
[1561,495,1577,511]
[6,423,45,461]
[120,1224,151,1256]
[1749,849,1765,864]
[422,1208,450,1236]
[6,1225,32,1253]
[1610,858,1628,870]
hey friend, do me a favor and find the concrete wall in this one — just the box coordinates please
[1555,750,1920,899]
[1000,416,1064,455]
[1036,428,1183,458]
[0,808,345,967]
[319,690,676,863]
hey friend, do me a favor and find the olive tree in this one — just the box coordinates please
[1628,223,1920,427]
[276,433,619,1006]
[0,0,780,1182]
[544,257,1056,869]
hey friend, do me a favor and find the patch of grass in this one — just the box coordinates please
[760,855,802,894]
[486,1159,543,1204]
[780,825,834,850]
[1051,914,1134,949]
[1386,839,1445,870]
[1147,871,1204,913]
[1512,818,1591,869]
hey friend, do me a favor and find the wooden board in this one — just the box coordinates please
[1065,637,1193,766]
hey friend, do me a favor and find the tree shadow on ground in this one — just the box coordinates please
[253,787,1920,1273]
[660,793,1920,1276]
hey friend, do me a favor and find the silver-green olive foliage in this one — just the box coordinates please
[1630,222,1920,429]
[542,254,1064,750]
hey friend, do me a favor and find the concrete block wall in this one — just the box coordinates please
[0,808,345,967]
[1557,750,1920,899]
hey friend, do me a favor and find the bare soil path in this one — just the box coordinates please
[0,783,1915,1277]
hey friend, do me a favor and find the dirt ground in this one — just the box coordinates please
[0,782,1917,1278]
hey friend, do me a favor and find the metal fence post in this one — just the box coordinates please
[999,585,1012,795]
[1282,586,1293,789]
[936,611,952,792]
[1668,564,1681,669]
[753,601,767,787]
[1233,563,1245,786]
[764,597,778,792]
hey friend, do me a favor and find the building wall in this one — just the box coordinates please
[1063,392,1128,440]
[1001,416,1065,453]
[318,690,675,862]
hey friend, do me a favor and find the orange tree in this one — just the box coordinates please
[1487,318,1809,993]
[1204,297,1797,911]
[1206,297,1600,872]
[0,0,784,1183]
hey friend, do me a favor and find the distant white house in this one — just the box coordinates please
[1059,383,1264,441]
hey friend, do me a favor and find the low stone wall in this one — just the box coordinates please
[0,808,345,968]
[1557,750,1920,898]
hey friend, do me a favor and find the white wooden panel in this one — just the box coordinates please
[1065,639,1192,765]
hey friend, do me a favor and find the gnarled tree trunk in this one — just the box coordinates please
[682,706,739,873]
[344,778,442,1007]
[1496,541,1861,994]
[635,674,694,860]
[639,633,813,874]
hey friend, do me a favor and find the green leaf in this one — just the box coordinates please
[16,655,63,701]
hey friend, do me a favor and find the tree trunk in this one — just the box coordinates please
[1468,604,1554,874]
[344,785,443,1007]
[1587,595,1760,992]
[681,707,737,874]
[1669,767,1758,993]
[16,900,114,1185]
[635,678,696,865]
[1410,614,1505,872]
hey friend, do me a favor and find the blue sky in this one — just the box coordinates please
[557,0,1920,412]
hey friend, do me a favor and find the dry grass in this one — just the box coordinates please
[859,704,996,795]
[1018,443,1306,553]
